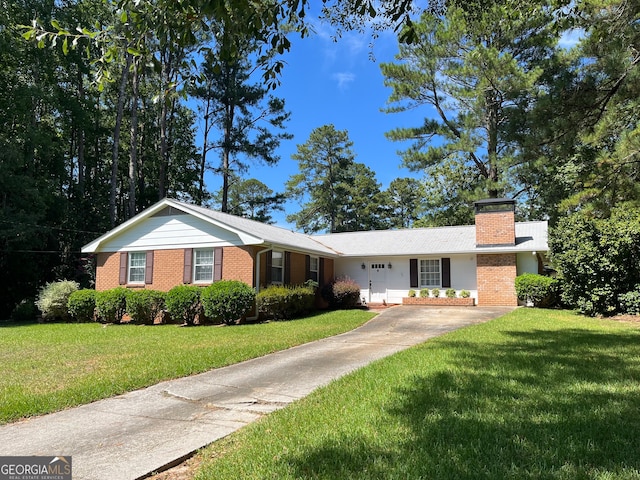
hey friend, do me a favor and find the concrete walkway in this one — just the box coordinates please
[0,306,513,480]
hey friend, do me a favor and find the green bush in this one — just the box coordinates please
[10,299,38,322]
[35,280,79,321]
[431,288,440,298]
[460,290,471,298]
[67,289,96,323]
[95,287,128,324]
[165,285,202,325]
[257,284,315,320]
[445,288,457,298]
[126,290,165,325]
[201,281,256,325]
[549,206,640,316]
[320,277,361,309]
[407,289,416,298]
[515,273,558,308]
[419,288,429,298]
[619,288,640,315]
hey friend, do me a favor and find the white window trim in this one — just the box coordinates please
[128,251,146,284]
[193,248,214,284]
[271,250,284,284]
[419,258,441,288]
[309,256,319,282]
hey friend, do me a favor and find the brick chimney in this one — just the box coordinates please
[474,198,516,246]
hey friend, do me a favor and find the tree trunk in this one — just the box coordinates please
[485,88,500,198]
[128,58,140,219]
[110,55,131,226]
[76,69,86,197]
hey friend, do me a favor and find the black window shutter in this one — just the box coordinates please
[305,255,310,280]
[214,247,223,281]
[442,257,451,288]
[183,248,193,284]
[119,252,128,285]
[319,258,325,285]
[284,251,291,285]
[145,251,154,284]
[265,251,273,285]
[409,259,418,288]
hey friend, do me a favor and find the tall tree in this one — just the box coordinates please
[286,125,387,233]
[192,28,292,212]
[217,177,285,224]
[381,1,557,224]
[384,178,426,228]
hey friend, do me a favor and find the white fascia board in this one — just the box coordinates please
[82,198,265,253]
[335,247,548,257]
[81,198,172,253]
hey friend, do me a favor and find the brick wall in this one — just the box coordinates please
[95,252,121,291]
[475,211,515,246]
[222,246,255,285]
[290,252,307,285]
[95,247,257,292]
[476,253,517,306]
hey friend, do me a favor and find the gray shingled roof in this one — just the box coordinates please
[312,221,548,256]
[175,201,338,256]
[83,198,548,256]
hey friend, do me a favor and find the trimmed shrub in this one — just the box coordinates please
[407,289,416,298]
[126,289,165,325]
[445,288,457,298]
[67,289,96,323]
[431,288,440,298]
[321,277,361,309]
[201,281,256,325]
[419,288,429,298]
[95,287,128,324]
[460,290,471,298]
[165,285,202,325]
[257,284,315,320]
[515,273,558,308]
[35,280,79,321]
[619,288,640,315]
[10,299,38,322]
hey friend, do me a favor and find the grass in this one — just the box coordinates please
[0,310,375,424]
[195,309,640,480]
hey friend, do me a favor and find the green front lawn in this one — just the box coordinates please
[0,310,375,424]
[196,309,640,480]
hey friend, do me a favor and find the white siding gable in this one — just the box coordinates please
[98,214,259,252]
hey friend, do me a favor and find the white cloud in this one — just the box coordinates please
[558,29,585,50]
[332,72,356,90]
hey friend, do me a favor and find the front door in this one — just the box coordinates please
[369,262,387,303]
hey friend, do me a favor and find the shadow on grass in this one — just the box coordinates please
[287,327,640,479]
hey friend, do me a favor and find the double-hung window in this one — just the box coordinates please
[128,252,146,284]
[193,249,214,283]
[309,256,319,282]
[271,251,284,284]
[420,259,441,288]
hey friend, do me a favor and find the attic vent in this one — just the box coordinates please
[151,206,187,217]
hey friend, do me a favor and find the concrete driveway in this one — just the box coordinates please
[0,306,513,480]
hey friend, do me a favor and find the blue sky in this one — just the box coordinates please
[201,20,427,228]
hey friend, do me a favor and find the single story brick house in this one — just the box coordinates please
[81,197,548,306]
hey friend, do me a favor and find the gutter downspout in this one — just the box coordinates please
[245,246,272,321]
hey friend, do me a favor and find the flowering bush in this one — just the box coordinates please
[321,277,361,309]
